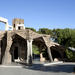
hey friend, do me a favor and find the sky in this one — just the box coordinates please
[0,0,75,30]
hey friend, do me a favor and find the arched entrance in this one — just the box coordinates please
[32,45,40,61]
[32,37,47,62]
[51,49,62,61]
[14,47,18,60]
[10,34,27,63]
[11,45,20,62]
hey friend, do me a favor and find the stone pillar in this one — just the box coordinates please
[47,46,53,62]
[27,39,33,65]
[0,39,1,63]
[2,33,12,64]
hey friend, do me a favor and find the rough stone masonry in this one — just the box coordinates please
[0,17,65,65]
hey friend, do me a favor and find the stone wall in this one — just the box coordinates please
[0,32,7,64]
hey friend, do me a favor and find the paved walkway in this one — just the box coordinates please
[0,62,75,75]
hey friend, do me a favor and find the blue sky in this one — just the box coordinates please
[0,0,75,30]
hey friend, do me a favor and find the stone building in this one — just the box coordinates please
[0,17,65,65]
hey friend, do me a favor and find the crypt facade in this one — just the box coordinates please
[0,17,65,65]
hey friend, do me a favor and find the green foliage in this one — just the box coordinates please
[53,28,75,47]
[32,45,40,54]
[38,28,53,35]
[65,49,75,61]
[26,27,36,32]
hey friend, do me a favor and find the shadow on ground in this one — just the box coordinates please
[22,63,75,73]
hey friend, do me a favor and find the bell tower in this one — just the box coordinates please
[12,18,25,30]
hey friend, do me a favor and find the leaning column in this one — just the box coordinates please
[27,39,33,65]
[47,46,53,62]
[2,32,12,64]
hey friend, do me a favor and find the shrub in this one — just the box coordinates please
[65,49,75,61]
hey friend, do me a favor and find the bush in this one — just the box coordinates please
[65,49,75,61]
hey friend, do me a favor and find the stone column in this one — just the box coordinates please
[0,39,1,63]
[2,33,12,64]
[27,39,33,65]
[47,46,53,62]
